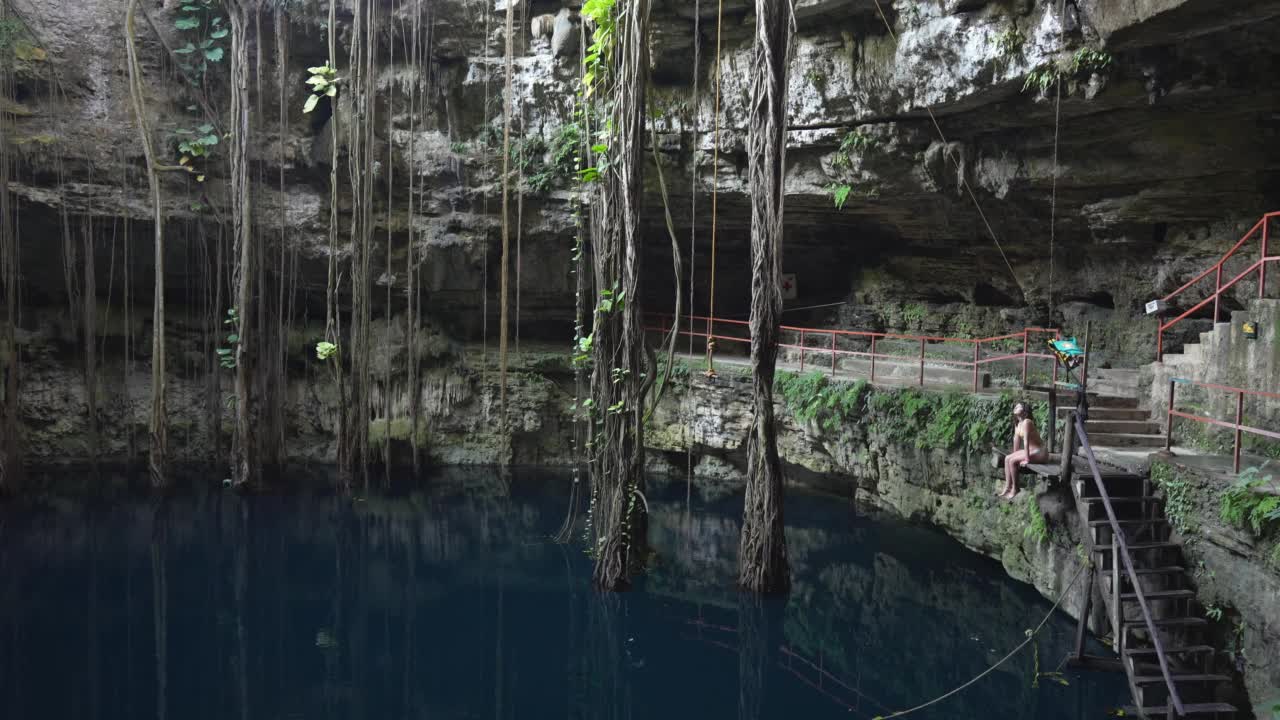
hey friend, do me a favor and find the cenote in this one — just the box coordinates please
[0,468,1129,720]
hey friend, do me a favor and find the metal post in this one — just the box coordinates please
[1157,329,1164,363]
[1111,544,1121,634]
[1022,330,1029,387]
[972,341,980,392]
[918,338,925,387]
[1165,380,1176,452]
[1214,264,1223,322]
[870,336,878,383]
[1073,567,1095,662]
[799,329,806,372]
[1262,218,1270,299]
[1048,389,1058,455]
[830,333,837,375]
[1234,391,1244,473]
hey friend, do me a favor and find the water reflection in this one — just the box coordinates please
[0,468,1127,720]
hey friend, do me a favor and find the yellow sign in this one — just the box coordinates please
[1243,321,1258,339]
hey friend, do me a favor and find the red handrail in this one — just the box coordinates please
[1164,377,1280,473]
[645,312,1061,392]
[1157,212,1280,361]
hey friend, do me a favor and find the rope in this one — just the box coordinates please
[869,0,1023,295]
[687,0,702,499]
[873,559,1087,719]
[705,0,724,378]
[1049,0,1065,323]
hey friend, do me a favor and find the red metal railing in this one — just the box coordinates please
[1164,377,1280,473]
[645,312,1060,393]
[1157,212,1280,361]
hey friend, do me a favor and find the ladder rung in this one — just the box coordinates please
[1132,673,1230,685]
[1120,589,1196,601]
[1123,703,1238,716]
[1092,542,1178,553]
[1124,645,1214,657]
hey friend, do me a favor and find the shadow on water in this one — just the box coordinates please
[0,466,1129,719]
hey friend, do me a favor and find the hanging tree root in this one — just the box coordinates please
[737,0,796,595]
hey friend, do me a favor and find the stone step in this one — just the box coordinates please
[1058,407,1152,421]
[1093,395,1141,409]
[1089,432,1168,448]
[1086,420,1164,434]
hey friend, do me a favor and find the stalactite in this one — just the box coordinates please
[323,0,351,487]
[737,0,795,594]
[227,0,260,487]
[125,0,170,487]
[498,0,515,426]
[344,0,379,488]
[0,0,20,489]
[586,0,653,591]
[406,0,424,474]
[81,214,99,466]
[383,3,398,478]
[277,4,295,471]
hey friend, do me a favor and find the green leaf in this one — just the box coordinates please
[174,16,200,30]
[306,75,328,86]
[174,43,196,55]
[325,84,337,97]
[210,27,228,39]
[303,94,321,114]
[199,134,219,146]
[204,46,223,62]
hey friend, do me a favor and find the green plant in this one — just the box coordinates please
[1022,65,1061,93]
[775,371,868,433]
[805,67,827,92]
[216,307,240,369]
[1205,603,1224,622]
[901,303,926,329]
[1022,47,1113,94]
[1220,464,1280,536]
[994,26,1025,61]
[1151,461,1198,535]
[827,183,852,210]
[1071,47,1112,74]
[580,0,617,96]
[172,0,227,79]
[831,130,874,170]
[173,123,219,162]
[303,62,339,114]
[1024,493,1048,544]
[316,341,337,361]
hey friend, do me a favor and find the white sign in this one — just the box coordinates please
[781,273,798,301]
[1145,299,1168,315]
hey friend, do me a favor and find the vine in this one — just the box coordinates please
[172,0,228,80]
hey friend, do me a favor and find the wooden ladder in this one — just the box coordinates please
[1063,416,1238,719]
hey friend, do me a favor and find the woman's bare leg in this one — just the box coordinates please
[1004,450,1030,498]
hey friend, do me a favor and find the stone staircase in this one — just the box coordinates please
[1057,368,1167,450]
[1070,461,1238,718]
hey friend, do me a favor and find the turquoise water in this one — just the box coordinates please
[0,468,1127,719]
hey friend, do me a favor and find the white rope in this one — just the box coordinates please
[873,559,1088,719]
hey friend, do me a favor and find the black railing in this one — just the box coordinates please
[1075,415,1186,717]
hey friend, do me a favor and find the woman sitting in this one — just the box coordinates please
[1000,401,1048,500]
